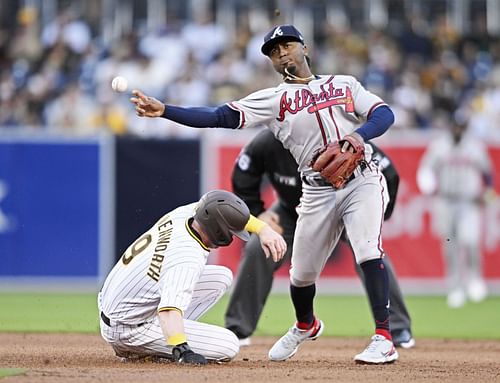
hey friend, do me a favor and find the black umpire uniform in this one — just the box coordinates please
[224,129,413,346]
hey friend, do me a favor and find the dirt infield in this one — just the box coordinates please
[1,333,499,383]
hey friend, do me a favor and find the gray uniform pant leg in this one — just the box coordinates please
[355,254,411,331]
[224,202,296,339]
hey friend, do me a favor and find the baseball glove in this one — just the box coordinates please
[309,134,365,189]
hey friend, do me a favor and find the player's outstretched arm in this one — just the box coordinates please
[130,89,165,118]
[130,90,241,128]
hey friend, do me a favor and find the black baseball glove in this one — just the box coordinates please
[172,343,207,365]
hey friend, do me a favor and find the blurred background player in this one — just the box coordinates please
[98,189,286,364]
[224,129,415,348]
[417,111,495,308]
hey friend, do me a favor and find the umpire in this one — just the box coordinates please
[224,129,415,348]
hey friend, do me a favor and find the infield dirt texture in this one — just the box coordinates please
[1,333,499,382]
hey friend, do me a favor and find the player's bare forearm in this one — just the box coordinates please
[258,210,283,234]
[158,309,186,344]
[130,89,165,117]
[159,309,208,365]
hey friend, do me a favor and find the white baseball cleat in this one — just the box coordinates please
[447,288,466,308]
[467,279,487,303]
[238,337,252,347]
[268,318,324,361]
[354,334,399,364]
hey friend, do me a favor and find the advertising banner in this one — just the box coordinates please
[0,137,103,277]
[202,130,500,289]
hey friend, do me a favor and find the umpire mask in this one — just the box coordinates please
[194,190,251,247]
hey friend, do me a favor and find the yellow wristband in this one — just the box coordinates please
[167,333,187,346]
[244,215,267,234]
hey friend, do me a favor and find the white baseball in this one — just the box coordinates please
[111,76,128,93]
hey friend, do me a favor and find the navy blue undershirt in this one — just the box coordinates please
[162,105,239,128]
[162,103,394,140]
[354,105,395,141]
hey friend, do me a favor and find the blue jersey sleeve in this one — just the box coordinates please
[161,104,240,129]
[355,105,394,141]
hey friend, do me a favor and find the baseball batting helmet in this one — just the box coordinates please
[194,190,250,247]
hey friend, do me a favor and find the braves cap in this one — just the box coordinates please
[261,24,305,56]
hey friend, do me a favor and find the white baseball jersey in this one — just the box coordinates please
[98,202,239,361]
[229,75,389,282]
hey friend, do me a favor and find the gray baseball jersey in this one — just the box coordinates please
[417,131,492,293]
[228,75,384,172]
[418,131,492,200]
[98,203,239,361]
[229,75,389,284]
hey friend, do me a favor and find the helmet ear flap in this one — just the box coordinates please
[204,214,233,246]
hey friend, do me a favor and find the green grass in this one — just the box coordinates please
[0,293,99,333]
[0,368,27,378]
[0,293,499,339]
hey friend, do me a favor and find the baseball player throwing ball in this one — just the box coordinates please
[225,129,415,349]
[130,24,397,364]
[98,190,286,364]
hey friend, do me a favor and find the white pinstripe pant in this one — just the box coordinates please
[99,265,239,362]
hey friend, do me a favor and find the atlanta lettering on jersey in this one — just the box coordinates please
[277,86,353,121]
[147,218,173,282]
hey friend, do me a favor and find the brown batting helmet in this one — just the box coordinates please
[194,190,250,246]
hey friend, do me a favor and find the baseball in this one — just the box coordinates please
[111,76,128,93]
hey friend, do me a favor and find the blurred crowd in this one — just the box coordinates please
[1,5,500,139]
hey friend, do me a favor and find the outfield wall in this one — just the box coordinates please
[0,132,114,290]
[0,132,200,291]
[0,130,498,295]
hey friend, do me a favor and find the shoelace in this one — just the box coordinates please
[281,327,307,348]
[364,336,385,353]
